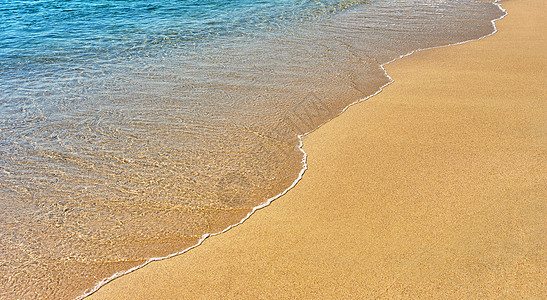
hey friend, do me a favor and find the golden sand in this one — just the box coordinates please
[89,0,545,298]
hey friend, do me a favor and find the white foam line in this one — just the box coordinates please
[78,1,507,298]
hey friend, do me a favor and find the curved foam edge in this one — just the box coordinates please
[78,1,507,298]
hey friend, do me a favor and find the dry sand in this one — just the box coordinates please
[89,0,545,298]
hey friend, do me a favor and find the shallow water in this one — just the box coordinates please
[0,0,504,298]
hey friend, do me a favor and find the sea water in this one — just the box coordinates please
[0,0,504,298]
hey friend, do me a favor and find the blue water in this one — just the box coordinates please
[0,0,358,65]
[0,0,359,110]
[0,0,503,299]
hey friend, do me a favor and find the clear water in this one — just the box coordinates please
[0,0,503,298]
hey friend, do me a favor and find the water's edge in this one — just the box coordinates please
[79,1,507,298]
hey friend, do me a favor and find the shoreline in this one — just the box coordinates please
[78,1,506,297]
[87,0,545,298]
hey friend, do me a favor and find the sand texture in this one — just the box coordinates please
[88,0,545,298]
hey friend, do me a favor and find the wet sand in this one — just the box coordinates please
[88,0,545,298]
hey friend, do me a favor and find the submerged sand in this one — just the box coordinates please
[89,0,545,298]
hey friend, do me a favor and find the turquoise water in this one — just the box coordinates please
[1,0,359,60]
[0,0,503,298]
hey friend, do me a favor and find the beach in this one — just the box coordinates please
[88,0,545,298]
